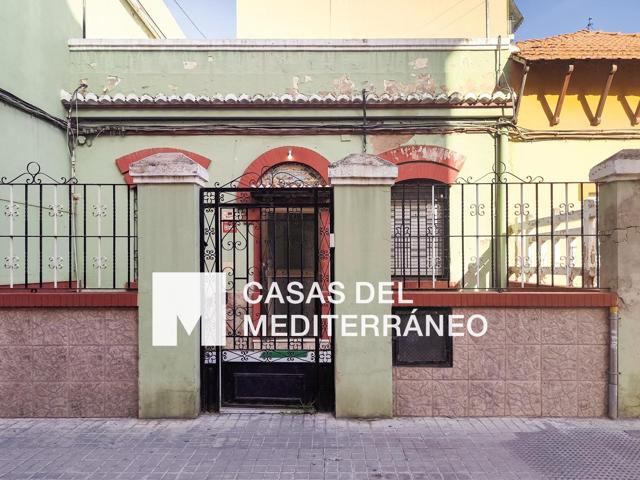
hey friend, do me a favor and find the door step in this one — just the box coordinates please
[219,406,314,415]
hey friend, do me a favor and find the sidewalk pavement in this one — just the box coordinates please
[1,413,639,480]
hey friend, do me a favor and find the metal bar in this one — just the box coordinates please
[505,182,509,289]
[313,189,320,374]
[127,186,131,289]
[83,185,87,288]
[475,184,480,288]
[580,182,585,286]
[52,186,58,288]
[96,186,102,288]
[490,182,494,289]
[564,182,570,286]
[416,183,422,287]
[24,184,28,288]
[285,205,290,348]
[112,185,116,288]
[39,185,42,288]
[596,183,600,287]
[535,183,540,287]
[550,184,555,288]
[401,184,407,285]
[68,185,73,288]
[461,184,465,289]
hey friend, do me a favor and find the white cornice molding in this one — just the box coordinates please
[68,37,514,52]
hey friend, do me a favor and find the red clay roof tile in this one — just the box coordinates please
[515,30,640,61]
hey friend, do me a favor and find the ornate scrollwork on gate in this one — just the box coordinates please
[1,162,78,185]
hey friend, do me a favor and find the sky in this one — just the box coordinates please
[165,0,640,40]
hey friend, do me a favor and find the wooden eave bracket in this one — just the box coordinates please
[513,63,530,124]
[551,64,574,126]
[593,64,618,126]
[633,95,640,126]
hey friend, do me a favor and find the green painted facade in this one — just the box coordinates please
[5,1,637,418]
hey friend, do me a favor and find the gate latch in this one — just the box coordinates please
[330,233,335,248]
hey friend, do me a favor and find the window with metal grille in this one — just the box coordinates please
[392,308,453,366]
[391,181,450,280]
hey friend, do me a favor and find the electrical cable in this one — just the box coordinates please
[0,88,67,130]
[171,0,206,38]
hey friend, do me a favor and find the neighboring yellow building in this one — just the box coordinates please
[236,0,522,39]
[68,0,185,39]
[508,30,640,181]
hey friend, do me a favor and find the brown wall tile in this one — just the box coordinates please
[577,345,608,381]
[432,380,468,416]
[541,345,577,381]
[469,346,506,380]
[577,309,608,345]
[540,309,578,345]
[393,307,608,418]
[0,346,32,382]
[577,381,607,417]
[395,379,432,416]
[542,381,578,417]
[505,308,542,344]
[32,346,69,382]
[507,344,541,381]
[469,380,505,416]
[104,382,138,417]
[0,308,137,418]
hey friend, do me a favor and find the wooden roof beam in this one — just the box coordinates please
[513,62,529,124]
[551,64,574,126]
[593,64,618,126]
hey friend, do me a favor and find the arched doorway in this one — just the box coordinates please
[201,149,334,412]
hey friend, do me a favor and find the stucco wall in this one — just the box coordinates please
[0,307,138,418]
[237,0,510,39]
[394,307,609,417]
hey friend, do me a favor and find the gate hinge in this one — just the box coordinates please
[330,233,335,248]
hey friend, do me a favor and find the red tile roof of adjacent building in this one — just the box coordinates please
[515,30,640,61]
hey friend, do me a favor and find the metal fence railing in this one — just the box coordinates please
[1,163,137,290]
[391,180,600,290]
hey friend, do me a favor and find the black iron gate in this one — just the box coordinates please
[200,184,334,412]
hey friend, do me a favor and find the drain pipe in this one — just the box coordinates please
[495,128,508,289]
[609,305,619,419]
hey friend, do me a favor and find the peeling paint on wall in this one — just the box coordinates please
[371,135,415,154]
[183,60,198,70]
[103,75,121,93]
[409,58,429,70]
[333,75,355,95]
[384,74,436,96]
[288,75,313,95]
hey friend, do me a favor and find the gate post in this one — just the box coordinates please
[329,153,398,418]
[590,149,640,418]
[130,153,208,418]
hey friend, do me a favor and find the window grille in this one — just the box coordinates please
[391,181,449,281]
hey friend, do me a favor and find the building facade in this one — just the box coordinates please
[0,0,637,419]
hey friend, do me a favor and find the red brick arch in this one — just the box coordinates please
[115,148,212,185]
[240,146,330,186]
[377,145,465,184]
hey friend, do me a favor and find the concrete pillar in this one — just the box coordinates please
[130,153,208,418]
[590,149,640,418]
[329,153,398,418]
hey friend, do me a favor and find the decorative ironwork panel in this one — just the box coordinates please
[0,163,137,290]
[201,183,333,360]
